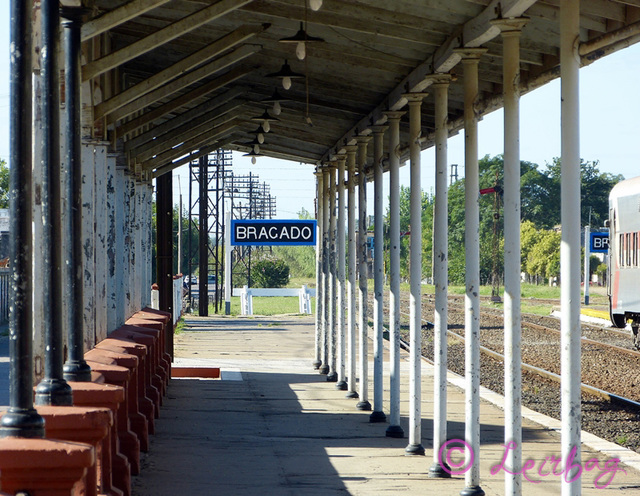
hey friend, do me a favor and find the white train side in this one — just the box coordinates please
[608,175,640,348]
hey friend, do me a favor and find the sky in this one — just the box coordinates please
[1,12,639,220]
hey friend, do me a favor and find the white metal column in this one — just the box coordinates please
[370,126,388,423]
[313,169,324,369]
[403,92,428,455]
[356,135,371,411]
[106,153,118,331]
[560,1,582,493]
[455,47,487,496]
[320,167,330,375]
[492,18,528,496]
[94,145,108,341]
[336,155,348,390]
[327,164,338,382]
[427,74,452,476]
[384,111,405,438]
[345,145,359,399]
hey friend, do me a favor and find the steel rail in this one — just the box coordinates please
[396,310,640,413]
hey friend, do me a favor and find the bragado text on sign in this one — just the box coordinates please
[231,219,317,246]
[590,232,609,253]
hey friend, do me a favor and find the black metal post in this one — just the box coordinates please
[0,0,45,438]
[34,0,73,406]
[247,172,252,287]
[156,172,174,357]
[61,7,91,382]
[188,161,193,308]
[198,156,208,316]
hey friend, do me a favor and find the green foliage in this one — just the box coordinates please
[250,257,290,288]
[272,245,316,278]
[270,207,318,280]
[543,157,623,228]
[447,155,506,285]
[526,229,561,282]
[596,262,608,283]
[443,155,620,286]
[0,159,8,209]
[151,201,200,283]
[385,185,433,281]
[297,207,313,220]
[173,206,200,276]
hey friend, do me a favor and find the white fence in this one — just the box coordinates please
[232,285,315,316]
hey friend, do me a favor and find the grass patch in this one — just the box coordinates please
[520,302,555,316]
[209,296,315,316]
[174,317,186,335]
[615,434,628,446]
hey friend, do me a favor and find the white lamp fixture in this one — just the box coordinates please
[266,60,305,91]
[243,150,262,165]
[251,125,267,144]
[250,110,279,133]
[279,22,324,61]
[261,89,291,117]
[309,0,322,11]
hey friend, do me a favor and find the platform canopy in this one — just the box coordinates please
[80,0,640,177]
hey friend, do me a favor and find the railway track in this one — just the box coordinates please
[398,309,640,409]
[376,293,640,454]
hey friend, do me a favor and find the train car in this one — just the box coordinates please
[608,175,640,348]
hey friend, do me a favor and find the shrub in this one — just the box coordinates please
[251,258,290,288]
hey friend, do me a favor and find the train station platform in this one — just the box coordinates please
[131,315,640,495]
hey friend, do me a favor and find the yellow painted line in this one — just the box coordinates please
[580,308,609,319]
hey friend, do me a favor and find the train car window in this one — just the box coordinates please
[619,233,625,267]
[626,233,632,267]
[635,232,639,267]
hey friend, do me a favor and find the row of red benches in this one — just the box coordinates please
[0,307,173,496]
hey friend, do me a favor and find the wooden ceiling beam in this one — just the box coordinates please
[117,65,253,137]
[141,119,239,170]
[83,0,253,80]
[100,44,260,123]
[240,1,443,45]
[150,137,236,178]
[321,0,538,162]
[131,102,247,162]
[82,0,172,41]
[92,25,262,117]
[124,87,249,151]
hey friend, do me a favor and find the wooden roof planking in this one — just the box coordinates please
[76,0,640,176]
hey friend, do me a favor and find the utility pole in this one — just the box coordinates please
[177,175,182,276]
[584,207,592,305]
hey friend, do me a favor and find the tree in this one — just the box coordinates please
[543,158,622,229]
[526,229,561,284]
[384,185,432,281]
[0,159,8,209]
[151,201,200,283]
[297,207,313,220]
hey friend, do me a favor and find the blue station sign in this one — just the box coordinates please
[231,219,317,246]
[590,231,609,253]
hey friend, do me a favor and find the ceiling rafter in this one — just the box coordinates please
[117,66,253,137]
[100,44,261,122]
[124,87,249,151]
[83,0,254,81]
[82,0,172,41]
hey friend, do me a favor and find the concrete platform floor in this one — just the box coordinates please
[132,315,640,495]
